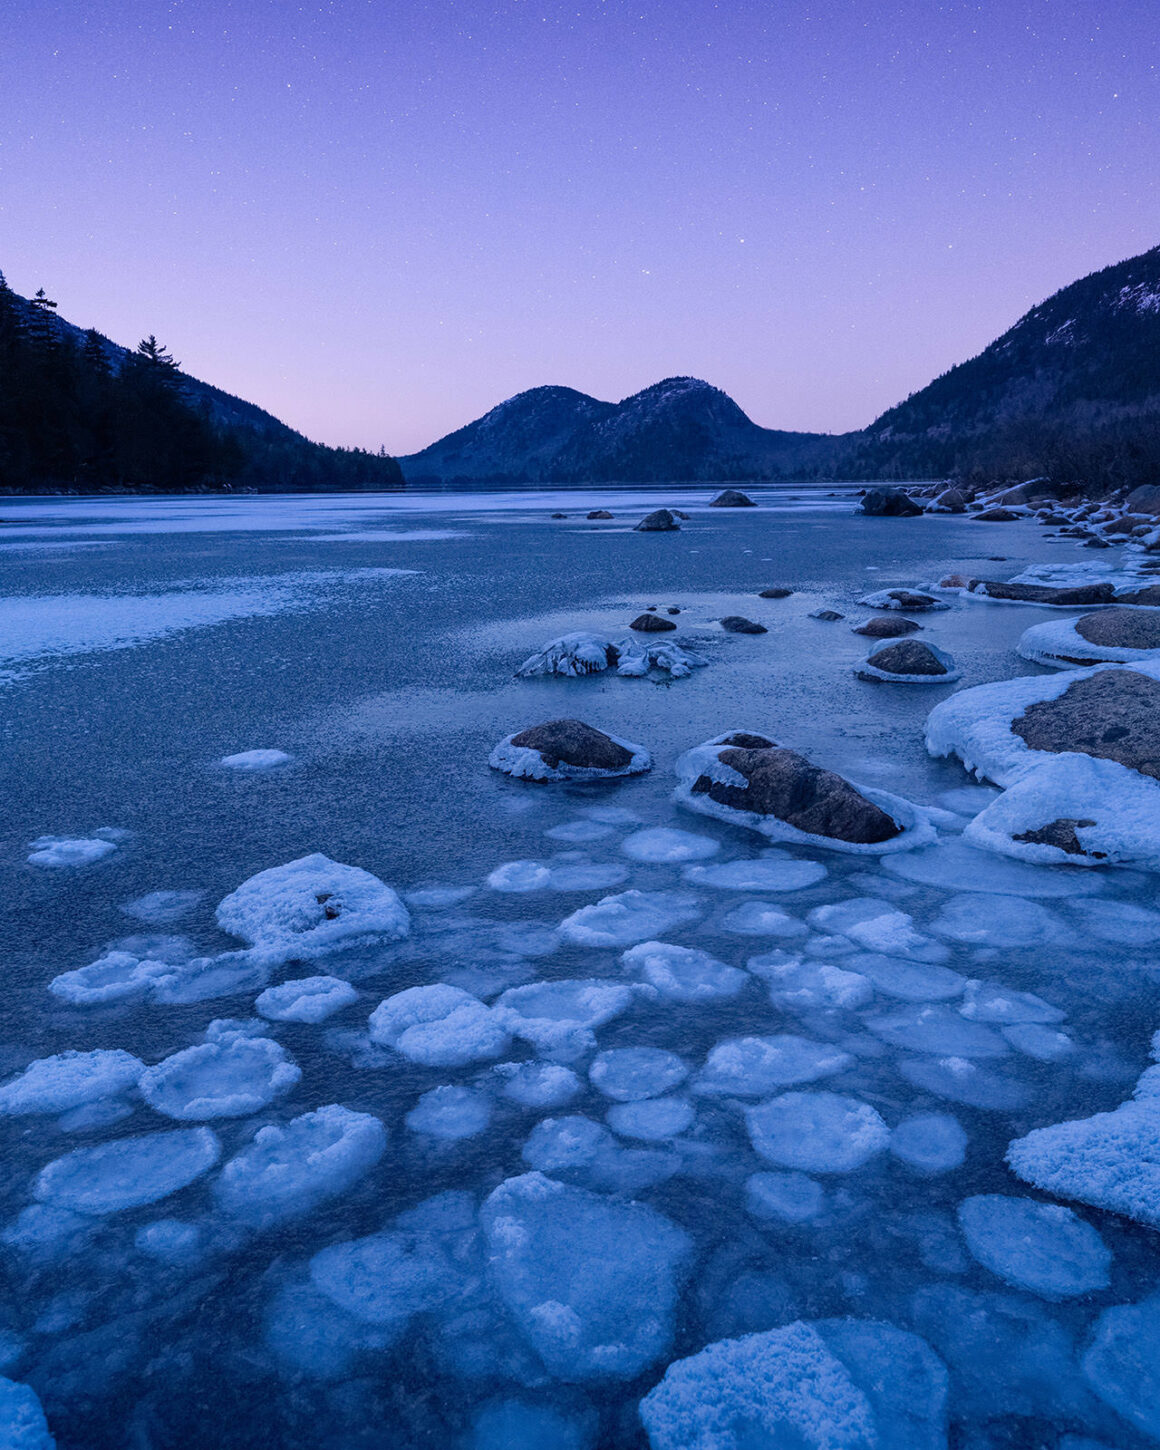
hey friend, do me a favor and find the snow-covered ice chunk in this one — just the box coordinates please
[406,1085,492,1140]
[515,631,706,680]
[213,1104,386,1227]
[843,953,966,1003]
[256,975,358,1023]
[807,898,948,961]
[1068,897,1160,945]
[1,1204,96,1260]
[639,1319,948,1450]
[481,1171,692,1381]
[865,1004,1009,1058]
[27,835,117,867]
[487,859,629,893]
[746,1093,889,1173]
[369,984,510,1067]
[621,827,720,863]
[215,853,409,962]
[606,1098,693,1140]
[589,1047,689,1101]
[1082,1295,1160,1440]
[35,1127,221,1213]
[883,840,1102,896]
[219,749,293,770]
[150,950,270,1005]
[1004,1023,1074,1060]
[694,1036,853,1097]
[859,588,950,611]
[0,1050,143,1116]
[309,1225,465,1327]
[621,941,747,1002]
[720,901,809,938]
[558,890,703,947]
[0,1377,54,1450]
[120,889,203,924]
[856,641,960,685]
[745,1170,826,1224]
[750,952,873,1010]
[57,1099,133,1133]
[957,1194,1111,1299]
[495,979,639,1059]
[958,980,1065,1024]
[140,1038,300,1120]
[900,1056,1029,1111]
[683,857,827,891]
[487,861,552,892]
[890,1114,967,1173]
[930,892,1073,948]
[496,1062,582,1109]
[522,1115,614,1173]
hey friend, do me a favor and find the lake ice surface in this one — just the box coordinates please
[3,487,1160,1447]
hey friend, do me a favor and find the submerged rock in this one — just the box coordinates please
[857,640,958,684]
[709,489,755,507]
[853,615,922,638]
[635,509,680,532]
[720,616,767,634]
[630,612,677,633]
[859,487,923,517]
[490,719,651,782]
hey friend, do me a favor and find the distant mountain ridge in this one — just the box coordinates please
[402,244,1160,489]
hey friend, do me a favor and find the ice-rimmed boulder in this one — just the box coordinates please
[675,732,937,854]
[481,1171,692,1381]
[639,1319,948,1450]
[35,1128,221,1214]
[710,489,755,507]
[859,487,923,517]
[857,589,948,612]
[635,508,680,532]
[630,612,677,633]
[0,1050,144,1116]
[369,984,511,1067]
[515,631,707,680]
[140,1038,300,1120]
[489,719,651,782]
[856,640,959,684]
[967,578,1116,606]
[214,1105,386,1228]
[1018,607,1160,669]
[216,853,410,962]
[853,615,922,638]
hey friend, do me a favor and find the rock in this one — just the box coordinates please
[853,616,922,638]
[1126,484,1160,516]
[515,631,706,680]
[1012,669,1160,778]
[673,510,691,520]
[929,487,967,512]
[685,735,903,845]
[970,580,1117,606]
[809,609,844,621]
[972,508,1021,521]
[666,607,680,615]
[630,613,677,633]
[1084,537,1112,549]
[991,480,1059,506]
[857,640,956,682]
[1074,609,1160,651]
[858,589,948,612]
[709,489,755,507]
[859,487,922,517]
[1116,586,1160,607]
[1012,818,1101,856]
[491,720,651,781]
[635,509,679,532]
[551,512,567,519]
[758,587,793,599]
[720,617,767,634]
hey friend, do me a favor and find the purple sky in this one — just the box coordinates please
[2,1,1156,454]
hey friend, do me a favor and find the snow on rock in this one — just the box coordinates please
[621,827,720,863]
[606,1097,694,1141]
[683,857,828,891]
[806,899,948,961]
[215,853,410,962]
[883,840,1103,896]
[495,1062,582,1108]
[639,1319,948,1450]
[693,1036,853,1097]
[865,1005,1009,1058]
[675,732,937,855]
[26,835,118,868]
[589,1047,689,1101]
[858,588,950,612]
[368,984,511,1067]
[495,979,641,1060]
[256,975,357,1023]
[1018,608,1160,670]
[890,1114,967,1174]
[750,952,873,1011]
[621,941,747,1003]
[213,1104,386,1227]
[745,1170,826,1224]
[480,1171,692,1381]
[489,719,651,782]
[0,1050,143,1116]
[405,1085,492,1140]
[746,1093,890,1173]
[558,890,703,948]
[515,631,706,680]
[139,1037,300,1120]
[1082,1295,1160,1440]
[856,640,960,685]
[720,901,809,937]
[219,749,293,770]
[0,1377,55,1450]
[956,1194,1111,1299]
[35,1127,221,1214]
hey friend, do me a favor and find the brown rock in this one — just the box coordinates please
[810,609,844,621]
[630,613,677,633]
[1012,670,1160,778]
[1126,484,1160,517]
[1115,586,1160,607]
[635,509,680,532]
[1074,608,1160,651]
[720,616,767,634]
[861,640,950,677]
[710,489,756,507]
[860,488,922,517]
[759,587,794,599]
[509,719,634,772]
[972,580,1117,606]
[1012,818,1104,858]
[587,509,613,520]
[853,616,922,638]
[972,508,1021,522]
[931,487,968,512]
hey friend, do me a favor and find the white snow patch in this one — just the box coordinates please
[140,1037,300,1120]
[746,1093,890,1173]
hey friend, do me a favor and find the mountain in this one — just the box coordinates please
[0,277,403,494]
[401,376,838,484]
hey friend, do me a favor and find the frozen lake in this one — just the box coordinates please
[2,486,1159,1449]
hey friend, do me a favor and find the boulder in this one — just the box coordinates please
[857,640,958,683]
[972,508,1022,522]
[551,512,567,519]
[673,510,691,520]
[1075,609,1160,652]
[858,589,948,612]
[587,509,613,520]
[709,489,756,508]
[809,609,844,621]
[490,720,651,782]
[686,734,903,845]
[1126,484,1160,517]
[720,617,767,635]
[1012,670,1160,779]
[992,479,1059,506]
[970,580,1116,606]
[859,487,922,517]
[758,587,793,599]
[635,509,679,532]
[1116,586,1160,607]
[853,616,922,638]
[929,487,967,513]
[666,607,681,615]
[630,613,677,633]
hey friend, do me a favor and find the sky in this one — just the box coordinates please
[1,1,1157,455]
